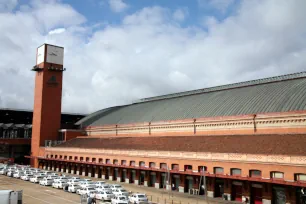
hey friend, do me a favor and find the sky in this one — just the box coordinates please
[0,0,305,114]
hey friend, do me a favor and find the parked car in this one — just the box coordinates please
[94,181,106,187]
[91,190,115,201]
[39,178,54,186]
[111,195,129,204]
[67,179,81,185]
[30,175,45,183]
[79,181,97,188]
[68,184,81,193]
[0,168,8,175]
[79,187,96,196]
[53,177,68,183]
[110,184,123,191]
[21,174,33,181]
[129,193,149,204]
[112,188,129,197]
[70,177,80,180]
[52,180,67,188]
[13,172,24,179]
[95,185,111,192]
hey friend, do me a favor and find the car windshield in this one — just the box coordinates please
[105,191,112,194]
[88,188,95,190]
[115,186,121,188]
[121,190,127,192]
[138,195,145,198]
[119,197,125,200]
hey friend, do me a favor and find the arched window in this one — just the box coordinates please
[295,174,306,182]
[86,157,90,162]
[69,156,72,160]
[80,157,84,161]
[113,159,118,165]
[270,171,284,179]
[250,170,261,177]
[231,168,241,176]
[92,158,96,163]
[106,159,111,164]
[171,164,179,171]
[149,162,156,168]
[74,156,78,161]
[198,166,207,172]
[214,167,224,174]
[139,161,145,167]
[184,165,192,171]
[121,160,126,165]
[160,163,167,169]
[98,158,103,163]
[130,161,135,166]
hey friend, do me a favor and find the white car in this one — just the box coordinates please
[70,176,80,180]
[13,172,24,178]
[79,187,96,196]
[52,180,67,188]
[129,193,149,204]
[112,189,129,197]
[68,184,81,193]
[67,179,81,185]
[30,175,45,183]
[94,181,106,187]
[0,168,8,175]
[95,185,111,192]
[79,181,97,188]
[90,190,115,201]
[39,178,54,186]
[110,184,123,191]
[21,174,33,181]
[111,196,129,204]
[7,171,16,177]
[53,177,68,183]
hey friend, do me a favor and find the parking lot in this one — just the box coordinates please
[0,164,234,204]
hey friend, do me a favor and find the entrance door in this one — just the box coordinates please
[150,173,156,187]
[232,184,242,201]
[185,176,193,193]
[172,175,180,190]
[160,173,166,188]
[113,169,118,180]
[140,171,145,185]
[121,170,126,182]
[272,186,286,204]
[251,186,263,204]
[214,179,224,198]
[105,168,110,179]
[130,171,135,183]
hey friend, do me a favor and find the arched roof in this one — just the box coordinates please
[77,72,306,127]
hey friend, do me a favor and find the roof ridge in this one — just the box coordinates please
[134,71,306,103]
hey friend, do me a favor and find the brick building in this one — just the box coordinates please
[28,44,306,204]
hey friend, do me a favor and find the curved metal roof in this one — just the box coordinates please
[78,72,306,127]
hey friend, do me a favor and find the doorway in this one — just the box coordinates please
[214,179,224,198]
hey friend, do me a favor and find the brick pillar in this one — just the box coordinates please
[95,166,99,178]
[135,170,140,185]
[47,162,51,170]
[109,167,113,181]
[242,181,251,203]
[155,172,160,189]
[51,162,55,171]
[207,177,215,198]
[179,174,185,193]
[43,162,46,170]
[262,183,272,204]
[117,168,122,182]
[70,164,74,174]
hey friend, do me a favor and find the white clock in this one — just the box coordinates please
[36,44,64,65]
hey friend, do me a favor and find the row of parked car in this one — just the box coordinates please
[0,164,149,204]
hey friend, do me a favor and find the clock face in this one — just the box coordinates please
[46,45,64,65]
[36,45,45,65]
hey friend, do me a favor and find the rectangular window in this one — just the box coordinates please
[271,172,284,179]
[231,168,241,175]
[250,170,261,177]
[214,167,224,174]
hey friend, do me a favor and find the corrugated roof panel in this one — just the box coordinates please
[78,73,306,127]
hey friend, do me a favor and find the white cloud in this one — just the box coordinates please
[0,0,18,12]
[108,0,128,13]
[173,8,188,22]
[48,28,66,35]
[0,0,306,114]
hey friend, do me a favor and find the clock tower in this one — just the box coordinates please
[31,44,65,167]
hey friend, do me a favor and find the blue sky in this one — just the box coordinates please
[1,0,306,113]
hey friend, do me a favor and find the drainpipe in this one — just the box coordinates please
[149,122,151,135]
[253,114,257,133]
[116,125,118,136]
